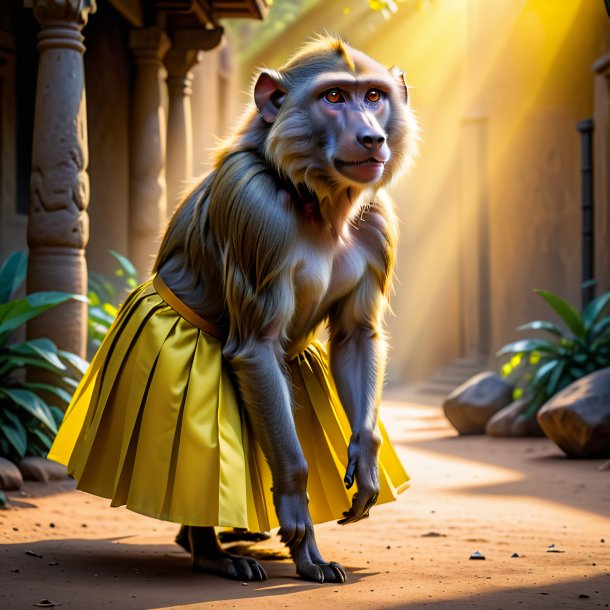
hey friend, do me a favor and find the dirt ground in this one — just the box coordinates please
[1,390,609,610]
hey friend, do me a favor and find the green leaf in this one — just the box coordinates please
[534,289,585,338]
[49,406,65,426]
[7,338,66,371]
[516,320,565,338]
[62,377,79,390]
[0,410,28,457]
[582,292,610,331]
[0,292,87,340]
[109,250,138,280]
[497,338,559,358]
[0,354,67,376]
[547,360,566,396]
[531,360,559,388]
[590,317,610,342]
[58,350,89,376]
[0,388,57,433]
[23,382,73,405]
[88,307,115,326]
[0,251,27,303]
[29,426,53,451]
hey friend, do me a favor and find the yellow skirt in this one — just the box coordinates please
[48,278,409,531]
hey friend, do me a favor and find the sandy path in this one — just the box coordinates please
[1,394,609,610]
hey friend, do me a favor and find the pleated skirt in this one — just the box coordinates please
[48,278,409,531]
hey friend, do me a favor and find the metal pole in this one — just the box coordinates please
[577,118,594,309]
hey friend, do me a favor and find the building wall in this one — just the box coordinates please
[236,0,610,384]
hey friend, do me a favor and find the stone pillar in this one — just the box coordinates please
[129,28,170,279]
[592,51,610,293]
[24,0,96,360]
[164,27,222,217]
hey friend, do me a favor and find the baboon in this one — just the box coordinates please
[49,35,417,583]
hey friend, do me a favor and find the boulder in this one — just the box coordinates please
[485,398,545,437]
[0,457,23,491]
[443,372,514,435]
[17,457,68,483]
[537,368,610,458]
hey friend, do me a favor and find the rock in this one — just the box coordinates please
[17,457,68,483]
[443,372,514,435]
[469,550,485,560]
[485,398,545,437]
[537,368,610,458]
[0,457,23,491]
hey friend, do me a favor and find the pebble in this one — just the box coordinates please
[511,553,520,558]
[579,594,590,599]
[469,550,485,560]
[25,550,43,558]
[546,544,565,553]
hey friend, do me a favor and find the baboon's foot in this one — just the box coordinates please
[291,532,346,584]
[187,525,267,581]
[192,552,267,581]
[218,528,271,543]
[175,525,190,553]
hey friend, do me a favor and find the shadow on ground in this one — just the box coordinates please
[0,538,370,610]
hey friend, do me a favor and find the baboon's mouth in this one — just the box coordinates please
[335,158,385,167]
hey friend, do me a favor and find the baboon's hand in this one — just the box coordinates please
[339,432,380,524]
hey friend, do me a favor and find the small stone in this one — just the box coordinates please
[17,457,68,484]
[49,523,55,528]
[241,583,248,586]
[11,569,19,573]
[48,561,59,566]
[579,594,590,599]
[25,550,43,558]
[469,550,485,560]
[511,553,520,558]
[421,532,446,538]
[386,545,391,549]
[599,460,610,471]
[0,457,23,491]
[547,544,565,553]
[33,600,56,608]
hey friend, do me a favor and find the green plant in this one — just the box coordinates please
[498,288,610,417]
[87,250,138,358]
[0,251,87,463]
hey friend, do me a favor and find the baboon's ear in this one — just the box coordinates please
[254,71,286,124]
[390,66,408,104]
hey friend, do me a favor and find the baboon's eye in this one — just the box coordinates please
[366,89,382,103]
[324,89,344,104]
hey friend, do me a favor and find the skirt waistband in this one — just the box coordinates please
[152,274,226,342]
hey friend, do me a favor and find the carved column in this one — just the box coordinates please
[129,28,170,279]
[164,27,222,217]
[25,0,96,360]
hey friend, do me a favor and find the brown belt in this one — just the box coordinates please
[152,274,225,342]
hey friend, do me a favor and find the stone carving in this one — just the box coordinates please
[24,0,96,26]
[25,0,93,359]
[443,371,514,435]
